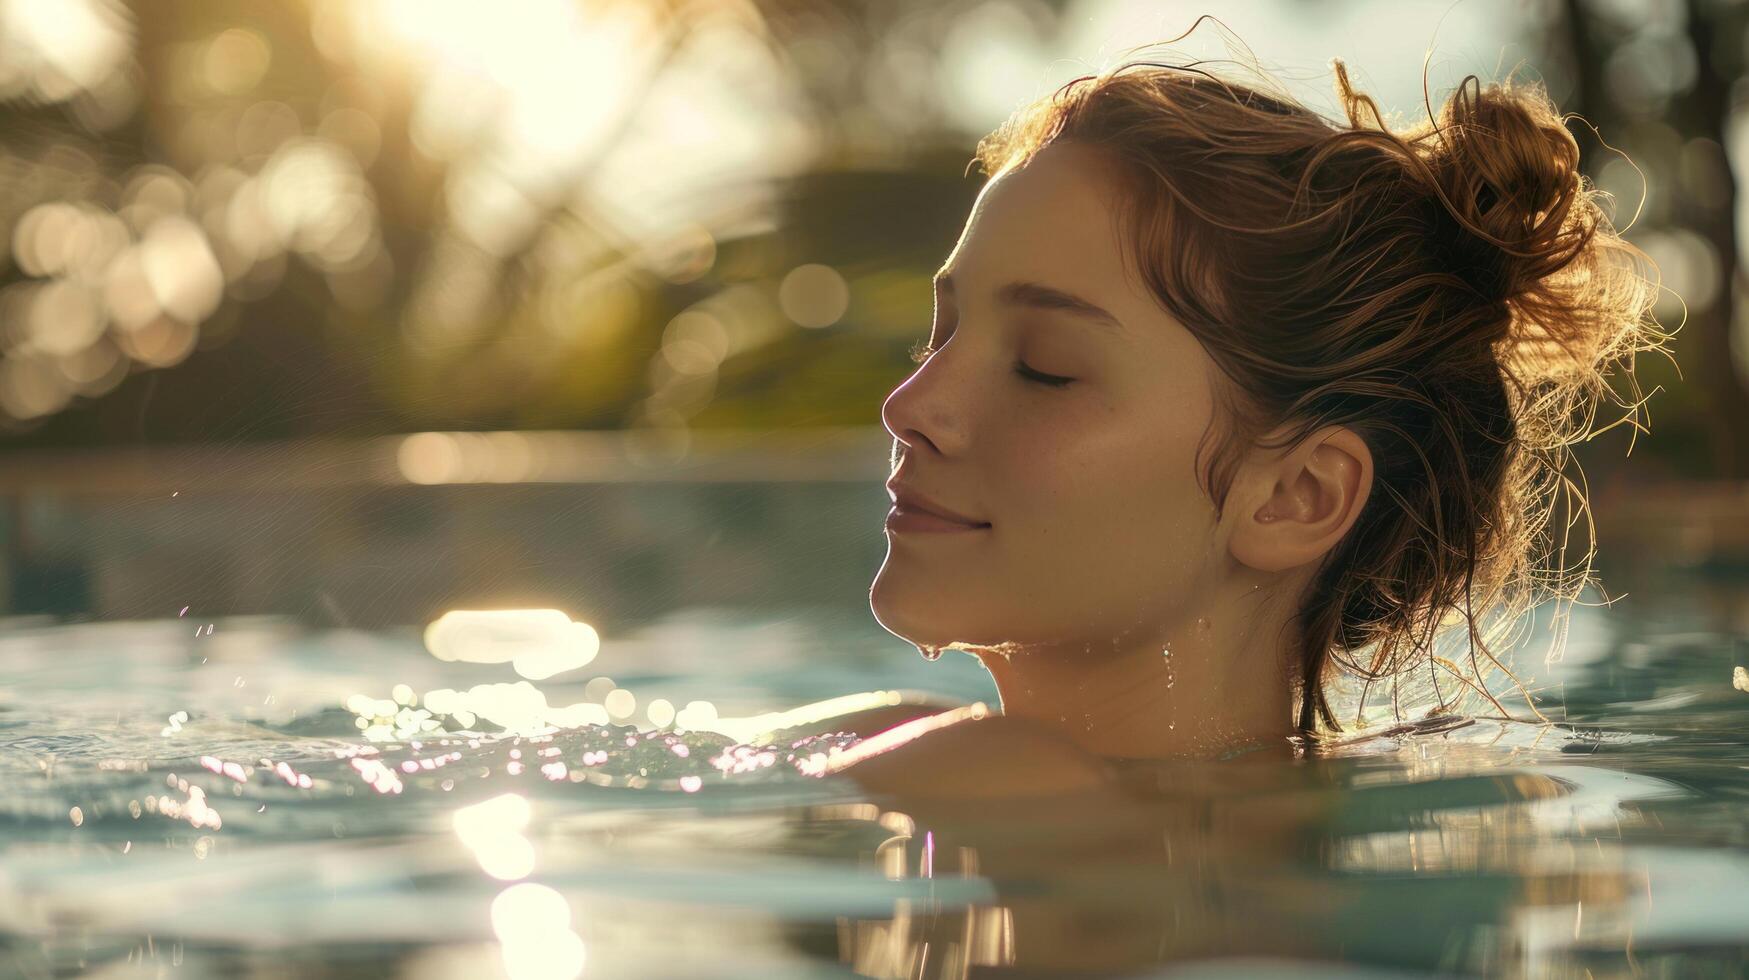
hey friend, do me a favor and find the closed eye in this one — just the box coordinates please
[907,341,1073,388]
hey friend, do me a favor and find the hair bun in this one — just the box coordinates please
[1330,62,1653,391]
[1426,76,1585,305]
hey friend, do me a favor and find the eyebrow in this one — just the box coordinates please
[933,271,1127,337]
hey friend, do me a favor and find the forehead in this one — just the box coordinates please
[945,143,1127,282]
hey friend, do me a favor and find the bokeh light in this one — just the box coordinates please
[422,609,600,680]
[493,883,587,980]
[454,792,537,880]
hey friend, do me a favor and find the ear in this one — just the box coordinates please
[1228,426,1373,574]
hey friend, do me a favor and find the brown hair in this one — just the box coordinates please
[972,47,1672,734]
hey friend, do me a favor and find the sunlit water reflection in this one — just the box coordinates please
[1,595,1746,978]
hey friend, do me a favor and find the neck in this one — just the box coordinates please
[967,590,1299,761]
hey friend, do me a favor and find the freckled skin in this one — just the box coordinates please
[863,142,1370,768]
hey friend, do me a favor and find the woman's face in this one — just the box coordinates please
[870,141,1231,655]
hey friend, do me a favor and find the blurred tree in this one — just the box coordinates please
[0,0,1740,489]
[0,0,1005,447]
[1555,0,1749,478]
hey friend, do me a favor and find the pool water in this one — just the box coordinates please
[1,585,1746,978]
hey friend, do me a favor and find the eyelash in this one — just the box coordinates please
[907,340,1073,389]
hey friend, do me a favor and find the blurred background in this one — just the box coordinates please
[2,9,1746,975]
[0,0,1744,649]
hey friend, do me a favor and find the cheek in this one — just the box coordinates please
[1012,389,1207,505]
[998,402,1215,567]
[980,428,1213,634]
[1078,446,1206,551]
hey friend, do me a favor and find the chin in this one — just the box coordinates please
[868,577,947,646]
[870,593,1000,659]
[866,583,915,641]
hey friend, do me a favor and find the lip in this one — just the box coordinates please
[884,481,991,532]
[886,505,991,534]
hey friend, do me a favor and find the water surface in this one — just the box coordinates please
[1,588,1746,978]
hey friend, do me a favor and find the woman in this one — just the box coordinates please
[794,53,1666,798]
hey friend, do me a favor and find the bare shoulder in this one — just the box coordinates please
[759,691,971,743]
[825,704,1118,800]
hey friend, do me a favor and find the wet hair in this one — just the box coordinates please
[971,44,1672,734]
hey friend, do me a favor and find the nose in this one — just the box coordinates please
[881,361,965,466]
[881,382,928,463]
